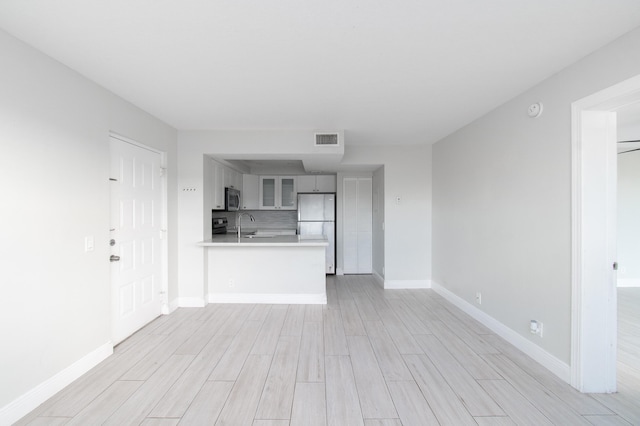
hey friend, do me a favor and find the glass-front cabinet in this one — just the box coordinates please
[259,176,297,210]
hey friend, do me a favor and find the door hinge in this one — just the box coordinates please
[613,262,618,271]
[160,167,166,177]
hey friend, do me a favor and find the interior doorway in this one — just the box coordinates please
[616,107,640,395]
[571,74,640,393]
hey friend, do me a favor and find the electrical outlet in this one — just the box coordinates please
[530,320,544,337]
[228,279,235,288]
[475,292,482,305]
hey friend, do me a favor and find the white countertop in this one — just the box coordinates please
[200,234,328,247]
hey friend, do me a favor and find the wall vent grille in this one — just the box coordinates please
[315,133,339,146]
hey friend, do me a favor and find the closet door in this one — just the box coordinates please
[357,178,373,273]
[343,178,359,273]
[343,177,372,274]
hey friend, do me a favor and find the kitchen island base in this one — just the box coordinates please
[204,241,327,304]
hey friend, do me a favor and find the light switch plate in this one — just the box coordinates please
[85,236,94,252]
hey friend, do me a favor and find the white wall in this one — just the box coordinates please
[0,29,177,420]
[341,145,432,287]
[618,150,640,286]
[432,27,640,364]
[618,120,640,141]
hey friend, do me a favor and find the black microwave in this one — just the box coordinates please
[225,187,240,211]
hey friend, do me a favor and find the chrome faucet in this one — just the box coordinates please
[237,212,255,240]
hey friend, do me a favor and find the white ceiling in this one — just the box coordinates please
[2,1,640,146]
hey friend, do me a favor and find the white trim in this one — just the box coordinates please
[0,342,113,425]
[431,281,571,384]
[617,279,640,287]
[208,293,327,304]
[109,131,164,154]
[373,271,385,286]
[159,149,169,315]
[384,279,431,289]
[177,297,206,308]
[336,268,345,276]
[166,298,181,313]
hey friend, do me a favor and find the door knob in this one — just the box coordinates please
[110,255,121,262]
[110,239,116,246]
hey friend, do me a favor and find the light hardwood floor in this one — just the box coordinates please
[16,277,640,425]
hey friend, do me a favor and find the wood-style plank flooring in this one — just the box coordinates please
[16,277,640,425]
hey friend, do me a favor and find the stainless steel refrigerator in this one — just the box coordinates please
[297,193,336,274]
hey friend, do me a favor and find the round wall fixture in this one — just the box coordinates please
[528,102,543,118]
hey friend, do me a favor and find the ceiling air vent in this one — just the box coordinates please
[315,133,339,146]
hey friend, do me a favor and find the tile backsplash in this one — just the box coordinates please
[215,210,297,231]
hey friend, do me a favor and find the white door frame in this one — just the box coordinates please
[571,74,640,392]
[109,132,169,315]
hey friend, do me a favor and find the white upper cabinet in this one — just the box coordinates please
[224,167,242,190]
[297,175,337,193]
[242,174,260,210]
[259,176,297,210]
[211,159,225,210]
[280,177,296,208]
[296,175,315,193]
[208,158,243,210]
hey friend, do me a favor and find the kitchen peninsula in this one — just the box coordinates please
[199,234,328,304]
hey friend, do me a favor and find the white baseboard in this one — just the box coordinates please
[0,342,113,425]
[208,293,327,305]
[384,279,431,289]
[336,268,344,276]
[431,281,571,384]
[177,297,206,308]
[166,298,180,313]
[373,272,385,287]
[617,278,640,287]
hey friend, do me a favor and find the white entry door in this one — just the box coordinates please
[110,136,163,344]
